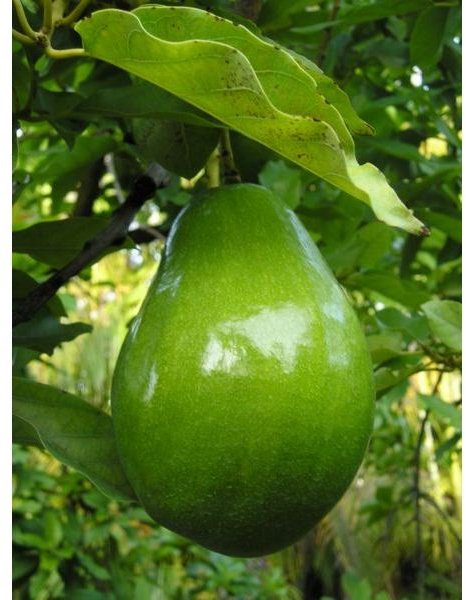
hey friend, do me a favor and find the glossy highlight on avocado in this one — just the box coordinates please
[111,184,375,557]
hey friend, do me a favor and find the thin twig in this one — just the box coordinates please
[13,0,38,39]
[13,167,170,328]
[57,0,92,27]
[104,154,126,205]
[220,129,241,185]
[45,46,87,59]
[129,225,166,243]
[13,28,34,45]
[42,0,53,34]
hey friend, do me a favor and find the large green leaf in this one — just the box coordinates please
[12,377,137,502]
[75,6,426,235]
[421,299,461,351]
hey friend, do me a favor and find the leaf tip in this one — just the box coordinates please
[419,224,431,238]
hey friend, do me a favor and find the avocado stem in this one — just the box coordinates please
[205,147,221,188]
[220,129,242,185]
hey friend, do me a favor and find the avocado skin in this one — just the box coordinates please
[111,184,375,557]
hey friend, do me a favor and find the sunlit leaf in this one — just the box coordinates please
[75,7,426,235]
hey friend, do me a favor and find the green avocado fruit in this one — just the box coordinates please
[111,183,375,557]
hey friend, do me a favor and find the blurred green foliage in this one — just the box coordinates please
[13,0,461,598]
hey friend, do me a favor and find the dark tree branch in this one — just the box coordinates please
[317,0,341,68]
[13,165,170,328]
[235,0,262,21]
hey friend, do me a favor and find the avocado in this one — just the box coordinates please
[111,184,374,557]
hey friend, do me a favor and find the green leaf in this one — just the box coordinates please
[346,271,431,309]
[375,357,421,396]
[13,119,18,171]
[12,554,38,582]
[418,394,461,430]
[13,52,31,114]
[133,118,219,178]
[374,593,391,600]
[367,331,404,365]
[76,551,111,581]
[77,80,217,127]
[258,0,316,32]
[416,209,461,242]
[375,307,429,341]
[435,432,461,460]
[32,134,117,185]
[13,309,92,355]
[342,572,372,600]
[340,0,431,25]
[12,377,137,502]
[324,222,393,272]
[13,415,44,447]
[32,88,84,119]
[75,7,426,235]
[363,138,423,162]
[230,132,278,181]
[66,590,108,600]
[258,160,301,209]
[410,7,449,71]
[421,299,461,351]
[13,217,131,269]
[12,347,41,376]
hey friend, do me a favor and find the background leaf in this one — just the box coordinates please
[421,300,461,351]
[13,217,133,269]
[13,309,92,355]
[76,80,218,127]
[410,7,449,71]
[133,119,219,178]
[258,160,302,209]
